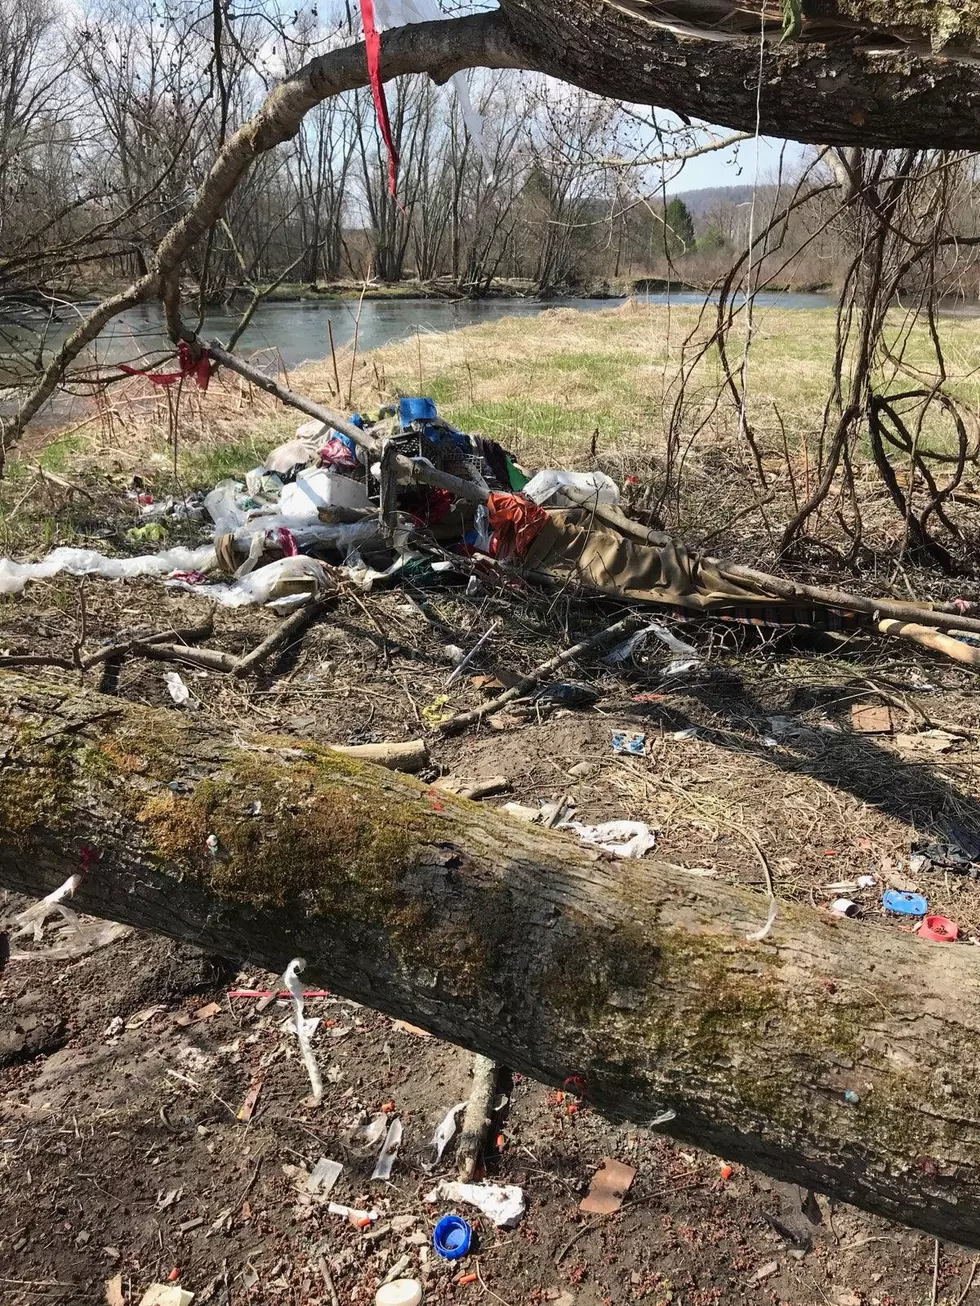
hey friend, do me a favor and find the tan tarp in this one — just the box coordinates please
[522,509,781,610]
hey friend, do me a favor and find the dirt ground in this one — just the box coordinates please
[3,551,980,1306]
[4,440,980,1306]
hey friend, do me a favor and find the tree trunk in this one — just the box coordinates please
[1,673,979,1243]
[500,0,980,151]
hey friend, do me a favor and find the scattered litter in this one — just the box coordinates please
[746,899,778,943]
[372,1117,403,1180]
[11,872,83,943]
[236,1077,264,1122]
[421,695,453,728]
[178,1216,204,1233]
[106,1274,125,1306]
[0,544,215,596]
[433,1214,473,1260]
[523,469,619,509]
[351,1115,389,1150]
[138,1288,194,1306]
[881,889,928,917]
[423,1101,468,1170]
[376,1281,423,1306]
[851,703,893,734]
[830,899,859,918]
[425,1181,524,1228]
[672,727,699,741]
[579,1157,636,1215]
[328,1202,380,1225]
[911,830,980,876]
[604,620,698,667]
[529,682,599,711]
[612,730,647,755]
[917,915,959,942]
[843,1090,861,1106]
[193,1002,222,1022]
[559,820,657,859]
[283,958,323,1103]
[308,1157,344,1195]
[165,671,192,707]
[749,1262,779,1285]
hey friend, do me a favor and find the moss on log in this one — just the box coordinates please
[1,673,979,1243]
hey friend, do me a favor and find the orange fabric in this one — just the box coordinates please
[487,492,549,559]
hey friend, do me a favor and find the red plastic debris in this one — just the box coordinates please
[917,914,959,942]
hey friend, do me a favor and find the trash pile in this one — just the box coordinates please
[4,391,980,673]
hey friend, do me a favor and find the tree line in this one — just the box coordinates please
[4,0,980,315]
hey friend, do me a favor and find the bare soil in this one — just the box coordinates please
[3,549,980,1305]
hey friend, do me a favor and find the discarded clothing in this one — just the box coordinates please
[521,509,793,612]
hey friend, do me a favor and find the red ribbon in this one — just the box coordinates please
[118,341,212,391]
[360,0,399,198]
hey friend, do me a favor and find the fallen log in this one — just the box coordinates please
[1,672,979,1244]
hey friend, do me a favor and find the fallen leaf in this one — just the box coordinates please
[192,1002,222,1022]
[579,1157,636,1214]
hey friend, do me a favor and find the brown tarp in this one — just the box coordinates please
[522,509,782,610]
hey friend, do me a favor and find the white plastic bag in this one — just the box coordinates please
[523,470,620,509]
[0,544,215,597]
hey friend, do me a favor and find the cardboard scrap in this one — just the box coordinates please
[851,703,893,734]
[579,1157,636,1214]
[105,1275,125,1306]
[237,1077,264,1122]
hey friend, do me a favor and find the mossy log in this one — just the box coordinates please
[1,673,978,1243]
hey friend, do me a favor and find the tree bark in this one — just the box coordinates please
[501,0,980,151]
[1,673,980,1244]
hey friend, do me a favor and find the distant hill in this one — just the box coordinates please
[667,185,760,217]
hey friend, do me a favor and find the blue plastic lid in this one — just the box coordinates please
[433,1214,472,1261]
[882,889,928,917]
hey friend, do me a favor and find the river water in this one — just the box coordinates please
[0,290,840,425]
[2,289,838,375]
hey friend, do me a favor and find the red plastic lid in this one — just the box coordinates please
[917,915,959,942]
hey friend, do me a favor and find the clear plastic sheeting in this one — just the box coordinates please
[371,0,494,176]
[0,545,216,597]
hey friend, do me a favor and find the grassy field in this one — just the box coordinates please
[7,299,980,559]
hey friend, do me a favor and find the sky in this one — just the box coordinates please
[664,132,809,194]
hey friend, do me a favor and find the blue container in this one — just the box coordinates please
[882,889,928,917]
[433,1214,472,1261]
[400,396,438,427]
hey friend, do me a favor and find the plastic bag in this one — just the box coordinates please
[522,469,620,509]
[168,555,333,611]
[0,544,216,597]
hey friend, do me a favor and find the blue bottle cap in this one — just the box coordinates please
[432,1214,472,1260]
[881,889,928,916]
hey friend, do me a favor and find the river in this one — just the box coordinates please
[2,289,838,374]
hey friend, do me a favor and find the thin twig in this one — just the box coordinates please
[439,613,645,737]
[931,1238,941,1306]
